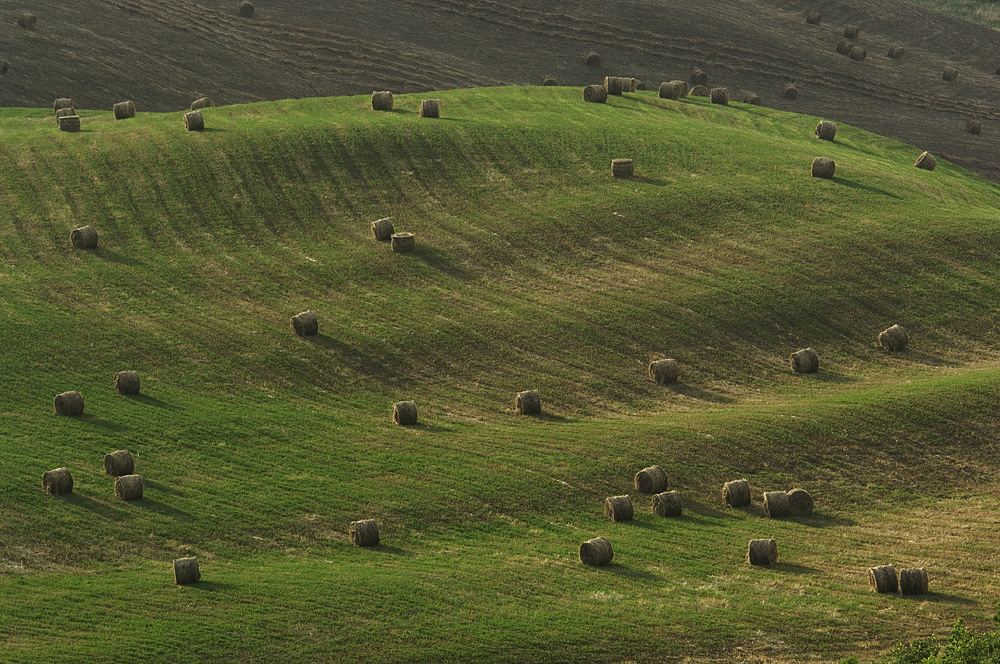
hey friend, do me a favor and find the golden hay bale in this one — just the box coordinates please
[722,479,751,507]
[420,99,440,118]
[18,12,36,29]
[54,391,84,416]
[764,491,790,517]
[113,101,136,120]
[786,488,814,516]
[115,474,144,500]
[634,466,667,494]
[611,158,634,178]
[71,225,98,249]
[710,87,729,105]
[604,76,623,96]
[605,495,633,522]
[878,324,909,351]
[349,519,380,547]
[658,80,688,100]
[688,85,709,97]
[747,539,778,565]
[184,110,204,131]
[843,25,859,39]
[914,151,937,171]
[836,39,852,55]
[190,97,214,111]
[390,232,415,253]
[104,450,135,477]
[113,370,140,395]
[783,83,799,100]
[811,157,835,180]
[237,1,255,17]
[371,91,394,111]
[624,77,638,93]
[58,115,81,133]
[54,98,75,113]
[42,468,73,495]
[742,91,761,105]
[690,69,708,86]
[55,108,76,125]
[790,347,820,373]
[888,45,905,59]
[868,565,898,593]
[515,389,541,415]
[648,358,679,385]
[967,118,982,135]
[652,490,682,517]
[806,10,821,24]
[585,52,601,68]
[899,568,929,595]
[174,557,201,585]
[393,400,417,425]
[579,536,613,566]
[371,217,395,241]
[542,75,558,86]
[849,46,867,62]
[290,310,318,337]
[942,66,958,82]
[583,84,608,103]
[815,120,838,141]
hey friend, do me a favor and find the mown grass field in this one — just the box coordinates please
[3,86,1000,662]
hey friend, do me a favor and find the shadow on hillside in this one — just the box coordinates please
[797,371,854,384]
[604,563,659,581]
[200,127,227,133]
[793,511,855,528]
[913,591,975,606]
[534,412,573,423]
[625,175,668,187]
[64,492,125,519]
[187,580,240,592]
[408,422,457,433]
[93,248,144,267]
[768,562,818,574]
[409,244,472,280]
[126,394,181,410]
[894,349,958,367]
[307,334,395,378]
[669,383,734,404]
[144,478,185,497]
[833,177,902,200]
[140,496,193,520]
[74,413,127,432]
[370,544,414,556]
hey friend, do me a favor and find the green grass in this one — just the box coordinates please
[3,87,1000,662]
[906,0,1000,29]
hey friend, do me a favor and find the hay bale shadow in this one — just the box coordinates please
[143,478,185,497]
[627,175,668,187]
[63,492,125,518]
[125,394,181,410]
[913,591,975,606]
[184,580,240,592]
[139,497,193,520]
[307,334,396,379]
[72,414,127,432]
[834,178,903,199]
[794,511,855,528]
[899,350,959,367]
[93,248,144,267]
[405,422,457,434]
[768,562,819,575]
[668,383,734,404]
[366,544,414,556]
[409,244,471,280]
[604,563,659,581]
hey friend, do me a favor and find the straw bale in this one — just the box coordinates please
[393,400,417,425]
[868,565,898,593]
[174,557,201,584]
[104,450,135,477]
[652,490,682,517]
[115,474,144,500]
[747,539,778,565]
[634,466,667,494]
[515,390,541,415]
[605,495,633,522]
[722,479,751,507]
[350,519,380,547]
[579,536,613,566]
[290,310,318,337]
[42,468,73,495]
[54,391,84,416]
[114,370,140,395]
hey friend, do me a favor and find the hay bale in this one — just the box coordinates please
[815,120,837,141]
[583,84,608,103]
[104,450,135,477]
[515,389,541,415]
[585,52,601,68]
[764,491,790,517]
[113,370,140,395]
[868,565,898,593]
[710,87,729,105]
[371,91,394,111]
[634,466,667,494]
[742,91,761,105]
[624,77,638,93]
[42,468,73,495]
[71,225,98,249]
[393,400,417,425]
[635,80,646,91]
[113,100,136,120]
[786,488,814,516]
[55,108,76,124]
[783,83,799,100]
[542,75,558,86]
[942,66,959,82]
[688,85,709,97]
[579,536,613,566]
[604,76,623,96]
[790,347,820,372]
[390,232,415,253]
[849,46,867,62]
[914,151,937,171]
[58,115,81,133]
[658,80,688,100]
[836,39,852,55]
[690,69,708,86]
[899,568,929,595]
[648,358,679,385]
[806,10,821,25]
[349,519,380,547]
[53,391,84,416]
[174,557,201,585]
[605,495,633,522]
[967,118,982,135]
[290,310,318,337]
[843,25,859,39]
[17,12,36,29]
[184,110,204,131]
[53,98,75,113]
[237,1,254,17]
[888,45,905,59]
[722,479,751,507]
[371,217,395,241]
[811,157,835,180]
[878,324,908,351]
[190,97,214,111]
[747,539,778,565]
[652,490,682,517]
[115,474,144,500]
[611,158,634,178]
[419,99,440,118]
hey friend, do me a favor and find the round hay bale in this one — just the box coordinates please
[942,66,959,82]
[42,468,73,495]
[371,91,394,111]
[290,310,318,337]
[764,491,791,517]
[849,46,867,62]
[710,87,729,105]
[648,358,679,385]
[815,120,837,141]
[113,101,136,120]
[742,91,761,105]
[843,25,859,39]
[624,77,638,93]
[53,98,75,113]
[634,466,667,494]
[878,324,908,351]
[237,1,254,18]
[690,69,708,86]
[836,39,852,55]
[635,80,646,91]
[783,83,799,100]
[658,80,688,100]
[58,115,81,133]
[17,12,36,29]
[806,10,821,25]
[71,225,98,249]
[583,84,608,103]
[54,391,84,416]
[349,519,380,547]
[604,76,623,96]
[611,158,634,178]
[868,564,898,593]
[914,151,937,171]
[899,567,929,595]
[579,536,613,566]
[390,232,415,253]
[113,370,140,395]
[722,479,751,507]
[811,157,835,180]
[419,99,440,118]
[605,495,633,522]
[371,217,395,241]
[652,490,682,517]
[190,97,214,111]
[393,400,417,425]
[174,557,201,585]
[115,474,144,500]
[184,110,204,131]
[688,85,709,97]
[585,51,601,68]
[55,108,76,125]
[542,75,558,86]
[515,389,541,415]
[888,44,905,59]
[786,488,814,516]
[104,449,135,477]
[790,347,820,373]
[967,118,982,135]
[747,539,778,565]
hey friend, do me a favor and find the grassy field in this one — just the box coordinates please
[907,0,1000,28]
[3,86,1000,662]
